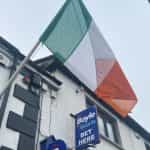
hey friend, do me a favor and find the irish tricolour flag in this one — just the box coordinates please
[40,0,137,117]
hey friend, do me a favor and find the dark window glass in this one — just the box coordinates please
[106,120,116,142]
[97,115,106,136]
[28,74,42,96]
[0,54,3,59]
[86,98,121,145]
[145,143,150,150]
[29,85,40,96]
[0,95,3,108]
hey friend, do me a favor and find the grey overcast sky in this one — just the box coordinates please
[0,0,150,131]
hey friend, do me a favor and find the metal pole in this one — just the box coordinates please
[0,40,40,97]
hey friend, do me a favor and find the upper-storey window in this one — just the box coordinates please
[0,52,11,108]
[86,97,121,145]
[29,74,42,96]
[145,143,150,150]
[0,53,10,82]
[0,52,11,68]
[0,54,5,67]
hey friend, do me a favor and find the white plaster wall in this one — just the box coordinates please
[131,132,146,150]
[40,85,52,137]
[118,120,146,150]
[96,139,120,150]
[118,121,135,150]
[0,74,26,150]
[45,71,86,148]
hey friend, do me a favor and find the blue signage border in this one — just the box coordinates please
[75,106,100,150]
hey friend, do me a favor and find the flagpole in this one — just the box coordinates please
[0,40,40,97]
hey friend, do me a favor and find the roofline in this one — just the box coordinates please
[35,56,150,142]
[0,36,62,87]
[34,55,53,64]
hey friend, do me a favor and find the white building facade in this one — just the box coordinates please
[0,37,150,150]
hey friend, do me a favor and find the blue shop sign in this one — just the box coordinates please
[40,136,67,150]
[75,106,100,150]
[48,140,67,150]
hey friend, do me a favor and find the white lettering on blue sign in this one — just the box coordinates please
[78,129,95,146]
[77,112,96,126]
[78,134,95,146]
[80,129,92,138]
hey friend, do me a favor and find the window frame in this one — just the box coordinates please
[97,107,120,144]
[28,73,42,96]
[0,50,13,128]
[86,97,122,146]
[145,143,150,150]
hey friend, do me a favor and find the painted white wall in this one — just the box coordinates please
[118,121,146,150]
[118,121,135,150]
[40,85,52,137]
[131,132,146,150]
[96,139,120,150]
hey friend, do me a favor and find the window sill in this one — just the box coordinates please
[101,135,125,150]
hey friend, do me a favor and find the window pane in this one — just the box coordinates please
[145,144,150,150]
[0,95,3,108]
[106,121,116,142]
[0,66,9,108]
[86,98,121,145]
[0,67,9,90]
[98,116,106,136]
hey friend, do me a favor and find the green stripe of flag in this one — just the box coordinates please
[40,0,92,63]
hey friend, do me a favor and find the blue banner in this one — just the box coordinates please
[40,136,67,150]
[48,140,67,150]
[75,106,100,150]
